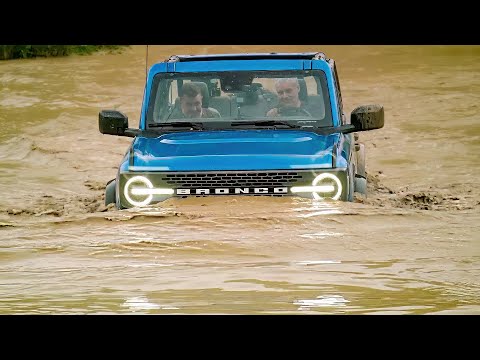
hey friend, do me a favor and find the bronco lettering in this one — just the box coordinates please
[175,187,289,195]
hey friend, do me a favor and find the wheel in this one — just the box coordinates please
[347,166,355,201]
[355,143,366,178]
[355,176,367,196]
[354,142,367,197]
[105,179,116,206]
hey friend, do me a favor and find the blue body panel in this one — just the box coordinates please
[119,130,348,173]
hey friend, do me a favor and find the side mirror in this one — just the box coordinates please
[99,110,129,136]
[351,104,384,132]
[98,110,142,138]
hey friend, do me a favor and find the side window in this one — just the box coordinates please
[152,79,180,123]
[170,80,179,103]
[305,76,325,120]
[333,63,347,125]
[304,77,316,95]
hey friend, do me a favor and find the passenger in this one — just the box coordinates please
[172,82,221,119]
[266,78,311,117]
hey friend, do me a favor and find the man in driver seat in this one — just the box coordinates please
[172,82,221,119]
[266,78,310,117]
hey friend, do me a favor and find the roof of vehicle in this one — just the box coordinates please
[148,52,332,75]
[164,52,327,62]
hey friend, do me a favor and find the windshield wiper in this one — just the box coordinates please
[312,124,356,135]
[148,122,205,130]
[231,120,302,129]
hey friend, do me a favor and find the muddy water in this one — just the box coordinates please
[0,45,479,314]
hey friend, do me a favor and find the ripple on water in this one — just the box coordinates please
[294,295,350,310]
[122,296,179,312]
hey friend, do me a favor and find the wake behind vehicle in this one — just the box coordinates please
[99,52,384,209]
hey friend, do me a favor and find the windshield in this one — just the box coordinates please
[146,70,332,130]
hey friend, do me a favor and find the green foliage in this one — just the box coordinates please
[0,45,127,60]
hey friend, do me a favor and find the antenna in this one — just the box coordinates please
[145,45,149,81]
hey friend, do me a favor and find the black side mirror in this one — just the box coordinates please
[99,110,128,136]
[351,104,384,132]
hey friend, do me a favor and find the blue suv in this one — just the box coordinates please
[99,52,384,209]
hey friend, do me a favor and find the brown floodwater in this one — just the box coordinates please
[0,45,479,314]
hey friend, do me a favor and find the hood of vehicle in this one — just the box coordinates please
[130,130,339,171]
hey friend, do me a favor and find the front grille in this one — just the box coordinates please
[119,169,347,207]
[161,171,305,188]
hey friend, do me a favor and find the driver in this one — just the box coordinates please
[172,82,221,119]
[266,78,311,117]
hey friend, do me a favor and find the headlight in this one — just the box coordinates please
[124,176,154,207]
[122,175,174,208]
[312,173,342,200]
[291,173,342,200]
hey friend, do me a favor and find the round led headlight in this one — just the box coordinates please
[124,176,154,207]
[312,173,343,200]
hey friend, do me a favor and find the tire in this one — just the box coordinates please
[105,179,116,206]
[345,165,354,202]
[355,176,367,196]
[354,142,367,197]
[356,143,366,179]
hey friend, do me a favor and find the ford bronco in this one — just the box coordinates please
[99,52,384,209]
